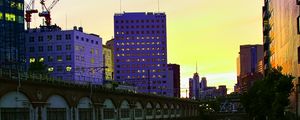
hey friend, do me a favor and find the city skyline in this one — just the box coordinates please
[26,0,264,95]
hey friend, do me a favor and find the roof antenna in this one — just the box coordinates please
[196,61,198,73]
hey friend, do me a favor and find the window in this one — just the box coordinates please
[66,44,71,50]
[57,66,63,72]
[90,58,95,64]
[57,56,63,62]
[48,56,53,62]
[120,109,130,118]
[29,58,35,63]
[298,47,300,64]
[146,109,152,116]
[103,108,115,119]
[65,34,71,40]
[29,47,35,52]
[1,108,30,120]
[47,46,53,51]
[56,35,62,40]
[134,109,143,118]
[38,36,43,42]
[38,46,43,52]
[29,37,34,42]
[39,57,44,62]
[47,35,52,41]
[66,66,72,72]
[66,55,71,61]
[48,67,54,72]
[5,13,15,21]
[56,45,62,51]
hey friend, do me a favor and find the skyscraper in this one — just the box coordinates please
[0,0,25,72]
[263,0,300,114]
[189,72,200,99]
[113,12,168,96]
[235,45,263,93]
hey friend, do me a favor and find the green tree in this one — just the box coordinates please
[28,61,48,74]
[241,67,294,120]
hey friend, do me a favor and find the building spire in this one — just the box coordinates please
[196,61,198,73]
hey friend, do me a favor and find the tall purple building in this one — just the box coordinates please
[114,12,169,96]
[25,26,103,84]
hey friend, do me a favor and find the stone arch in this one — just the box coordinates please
[0,91,32,119]
[163,103,169,117]
[77,97,94,120]
[102,99,116,120]
[133,101,143,118]
[45,92,71,107]
[46,95,70,120]
[119,100,130,119]
[145,102,154,119]
[155,102,162,118]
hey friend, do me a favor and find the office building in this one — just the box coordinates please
[168,64,180,98]
[235,45,263,93]
[25,26,103,84]
[263,0,300,114]
[0,0,25,71]
[189,72,200,99]
[103,45,113,80]
[113,12,169,96]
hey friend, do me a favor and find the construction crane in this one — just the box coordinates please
[25,0,38,30]
[39,0,59,26]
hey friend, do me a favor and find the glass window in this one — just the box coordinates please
[57,66,63,72]
[47,46,53,51]
[78,108,93,120]
[65,34,71,40]
[29,37,34,42]
[47,108,66,120]
[47,35,52,41]
[66,44,71,50]
[29,47,35,52]
[29,58,35,63]
[17,3,23,10]
[18,16,23,23]
[66,55,71,61]
[48,67,54,72]
[56,45,62,51]
[56,35,62,40]
[66,66,72,72]
[0,12,3,20]
[57,56,63,62]
[48,56,53,62]
[5,13,16,21]
[39,57,44,62]
[120,109,130,118]
[90,58,95,64]
[135,109,143,118]
[1,108,30,120]
[38,36,43,42]
[103,109,115,119]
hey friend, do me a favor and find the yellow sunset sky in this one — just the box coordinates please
[27,0,264,96]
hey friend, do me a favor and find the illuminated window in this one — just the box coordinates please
[39,57,44,62]
[18,16,23,23]
[90,58,95,64]
[66,55,71,61]
[10,2,15,8]
[17,3,23,10]
[0,12,3,20]
[48,67,54,72]
[57,56,63,62]
[66,66,72,72]
[5,13,16,21]
[29,58,35,63]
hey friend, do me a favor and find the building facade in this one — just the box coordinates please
[113,12,169,96]
[168,64,180,98]
[263,0,300,114]
[0,0,25,71]
[103,45,113,80]
[235,45,263,93]
[25,26,103,84]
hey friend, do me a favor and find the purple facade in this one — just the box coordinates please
[114,12,169,96]
[25,26,103,84]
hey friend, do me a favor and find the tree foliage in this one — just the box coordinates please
[28,61,48,74]
[241,67,294,120]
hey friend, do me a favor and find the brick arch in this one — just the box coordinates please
[101,97,118,108]
[44,93,72,108]
[0,89,35,107]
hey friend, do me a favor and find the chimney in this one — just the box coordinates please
[73,26,77,30]
[79,27,83,32]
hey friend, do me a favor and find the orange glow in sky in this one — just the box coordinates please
[27,0,264,97]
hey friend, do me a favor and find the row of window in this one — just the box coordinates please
[0,12,23,23]
[116,47,165,52]
[28,34,71,42]
[116,41,164,46]
[116,53,166,57]
[28,45,72,52]
[75,56,96,64]
[75,45,100,55]
[115,19,165,24]
[116,58,166,63]
[47,66,72,72]
[117,74,167,79]
[115,25,165,29]
[75,36,99,45]
[29,55,71,63]
[116,31,165,35]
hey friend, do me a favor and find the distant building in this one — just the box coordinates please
[25,26,103,84]
[235,45,263,93]
[0,0,25,71]
[200,77,207,91]
[168,64,180,98]
[113,12,169,96]
[103,45,113,80]
[189,72,200,99]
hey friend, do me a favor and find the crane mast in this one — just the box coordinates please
[25,0,38,30]
[39,0,59,27]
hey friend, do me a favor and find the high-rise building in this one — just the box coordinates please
[0,0,25,72]
[168,64,180,98]
[235,45,263,93]
[200,77,207,91]
[189,72,200,99]
[113,12,169,96]
[103,45,113,80]
[263,0,300,114]
[25,26,103,84]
